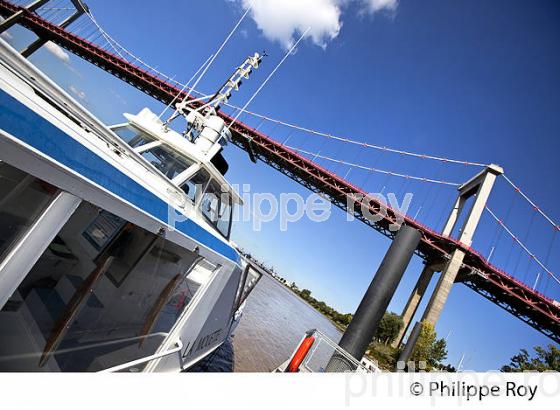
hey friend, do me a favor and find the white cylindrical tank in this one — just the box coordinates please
[196,115,225,153]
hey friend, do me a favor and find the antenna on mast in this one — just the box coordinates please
[161,52,264,159]
[164,52,263,142]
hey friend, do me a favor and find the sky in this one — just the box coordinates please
[3,0,560,371]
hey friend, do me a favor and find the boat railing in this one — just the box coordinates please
[280,329,378,373]
[100,339,183,373]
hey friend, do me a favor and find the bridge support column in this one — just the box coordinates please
[396,321,423,370]
[326,225,421,372]
[418,164,503,328]
[0,0,48,33]
[421,250,465,324]
[392,264,435,348]
[21,8,84,57]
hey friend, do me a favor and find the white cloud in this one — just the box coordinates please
[44,41,70,64]
[240,0,342,49]
[69,84,86,100]
[360,0,398,14]
[0,31,12,41]
[235,0,398,49]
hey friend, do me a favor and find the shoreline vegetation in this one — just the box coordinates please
[241,251,559,372]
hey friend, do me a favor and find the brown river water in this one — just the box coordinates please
[190,274,342,372]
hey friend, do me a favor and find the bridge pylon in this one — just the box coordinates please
[397,164,503,349]
[0,0,88,57]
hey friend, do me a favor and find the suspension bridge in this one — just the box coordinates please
[1,0,559,346]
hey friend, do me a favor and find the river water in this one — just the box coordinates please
[190,274,342,372]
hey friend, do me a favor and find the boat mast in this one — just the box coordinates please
[165,53,263,148]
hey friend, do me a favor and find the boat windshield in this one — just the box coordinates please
[113,125,153,149]
[113,125,194,180]
[140,145,194,180]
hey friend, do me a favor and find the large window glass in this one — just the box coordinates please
[0,162,58,261]
[200,180,233,239]
[141,146,194,180]
[180,169,210,204]
[112,126,154,149]
[0,202,213,371]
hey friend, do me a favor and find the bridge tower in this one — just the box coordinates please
[394,164,503,349]
[0,0,88,57]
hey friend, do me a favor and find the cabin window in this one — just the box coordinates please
[0,201,213,372]
[200,180,233,239]
[0,162,58,262]
[141,145,194,180]
[113,126,154,148]
[180,168,210,204]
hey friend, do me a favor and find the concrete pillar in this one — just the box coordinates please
[326,225,421,372]
[21,10,83,57]
[392,264,434,348]
[0,0,49,33]
[417,164,503,327]
[421,249,465,324]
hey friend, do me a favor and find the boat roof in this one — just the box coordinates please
[121,108,243,205]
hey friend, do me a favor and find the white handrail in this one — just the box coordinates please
[99,339,183,373]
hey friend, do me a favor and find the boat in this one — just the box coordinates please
[0,36,263,372]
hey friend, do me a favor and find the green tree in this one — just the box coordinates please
[429,338,448,368]
[501,345,560,372]
[409,321,448,371]
[374,312,403,344]
[340,313,353,326]
[300,289,311,299]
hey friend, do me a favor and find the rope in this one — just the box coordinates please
[226,27,311,133]
[158,53,214,119]
[485,206,560,286]
[175,6,252,120]
[287,146,462,186]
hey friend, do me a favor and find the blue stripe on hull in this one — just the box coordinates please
[0,90,239,263]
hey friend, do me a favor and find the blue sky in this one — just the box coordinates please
[4,0,560,370]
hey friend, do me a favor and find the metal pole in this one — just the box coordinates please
[326,225,421,371]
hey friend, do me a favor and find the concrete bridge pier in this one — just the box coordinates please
[0,0,49,33]
[0,0,88,57]
[399,164,503,352]
[392,263,435,348]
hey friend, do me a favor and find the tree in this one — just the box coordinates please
[429,337,448,368]
[409,321,449,371]
[300,289,311,299]
[340,313,353,326]
[501,345,560,372]
[374,312,403,344]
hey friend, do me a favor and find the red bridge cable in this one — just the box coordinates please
[484,206,560,286]
[287,146,462,187]
[502,174,560,232]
